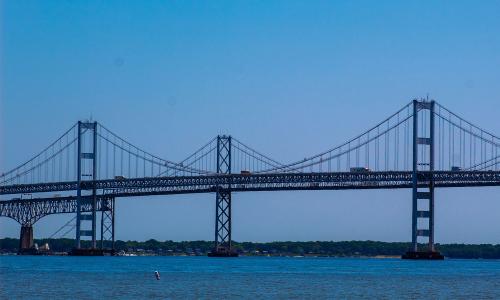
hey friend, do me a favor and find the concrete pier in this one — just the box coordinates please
[18,225,34,254]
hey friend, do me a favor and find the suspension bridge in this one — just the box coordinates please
[1,99,500,258]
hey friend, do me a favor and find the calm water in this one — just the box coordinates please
[1,256,499,299]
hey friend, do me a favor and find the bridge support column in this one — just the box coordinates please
[209,189,236,257]
[18,225,34,255]
[209,135,237,257]
[403,99,443,260]
[100,197,115,254]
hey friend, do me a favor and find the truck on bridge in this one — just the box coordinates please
[350,167,371,173]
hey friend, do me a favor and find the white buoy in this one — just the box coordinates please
[154,271,160,280]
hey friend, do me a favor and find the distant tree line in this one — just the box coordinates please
[1,238,500,259]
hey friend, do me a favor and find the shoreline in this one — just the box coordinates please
[2,238,500,259]
[2,252,499,260]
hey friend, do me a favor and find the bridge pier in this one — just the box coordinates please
[18,225,35,255]
[403,99,443,260]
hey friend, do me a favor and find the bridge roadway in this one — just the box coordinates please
[2,170,500,225]
[2,171,500,197]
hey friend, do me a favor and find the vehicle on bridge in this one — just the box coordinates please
[350,167,371,173]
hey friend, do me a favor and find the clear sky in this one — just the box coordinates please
[1,1,500,243]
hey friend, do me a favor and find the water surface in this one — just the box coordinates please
[1,256,499,299]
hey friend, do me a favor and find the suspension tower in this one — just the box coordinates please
[403,100,444,259]
[71,121,99,254]
[208,135,238,257]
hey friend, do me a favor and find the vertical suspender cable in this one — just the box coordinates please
[395,113,399,170]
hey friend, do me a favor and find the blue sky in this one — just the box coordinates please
[1,1,500,243]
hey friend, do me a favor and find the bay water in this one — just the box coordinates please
[1,256,499,299]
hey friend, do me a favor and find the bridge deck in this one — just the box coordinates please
[2,171,500,197]
[3,171,500,224]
